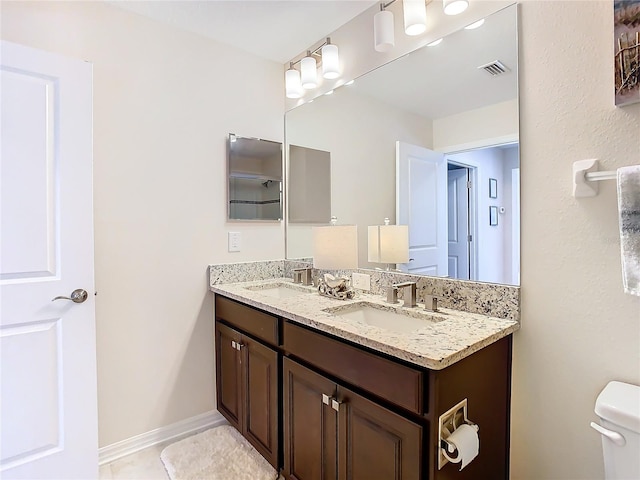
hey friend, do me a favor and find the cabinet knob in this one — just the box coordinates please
[331,399,342,412]
[322,394,331,405]
[230,340,244,351]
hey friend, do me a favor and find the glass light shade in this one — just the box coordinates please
[403,0,427,36]
[374,9,395,52]
[321,44,340,79]
[285,68,303,99]
[312,224,358,269]
[368,225,409,264]
[443,0,469,16]
[301,56,318,89]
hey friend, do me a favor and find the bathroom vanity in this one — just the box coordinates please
[212,279,518,480]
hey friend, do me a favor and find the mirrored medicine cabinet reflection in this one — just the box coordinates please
[227,134,283,221]
[285,4,520,286]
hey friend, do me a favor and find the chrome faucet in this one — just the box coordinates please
[392,282,417,308]
[292,267,313,286]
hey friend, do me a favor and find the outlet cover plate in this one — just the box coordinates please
[352,272,371,291]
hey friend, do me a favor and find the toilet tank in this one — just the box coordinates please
[593,381,640,480]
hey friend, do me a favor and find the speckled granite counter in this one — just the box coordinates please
[211,278,519,371]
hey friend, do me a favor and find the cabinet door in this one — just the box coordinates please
[243,336,279,468]
[337,385,422,480]
[215,321,242,430]
[283,357,338,480]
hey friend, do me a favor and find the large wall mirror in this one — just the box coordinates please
[285,4,519,286]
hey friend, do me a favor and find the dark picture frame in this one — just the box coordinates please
[490,206,498,226]
[489,178,498,199]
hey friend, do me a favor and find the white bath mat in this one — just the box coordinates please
[160,425,278,480]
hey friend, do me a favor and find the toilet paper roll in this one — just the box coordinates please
[444,424,479,471]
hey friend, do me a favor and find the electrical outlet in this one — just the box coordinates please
[352,272,371,291]
[228,232,241,252]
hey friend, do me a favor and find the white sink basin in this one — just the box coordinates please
[325,302,441,333]
[245,282,313,299]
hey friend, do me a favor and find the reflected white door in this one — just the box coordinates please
[447,168,470,280]
[0,41,97,479]
[395,142,447,276]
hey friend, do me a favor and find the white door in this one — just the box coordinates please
[447,167,470,280]
[0,41,97,479]
[395,141,447,276]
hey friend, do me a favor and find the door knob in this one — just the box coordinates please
[52,289,88,303]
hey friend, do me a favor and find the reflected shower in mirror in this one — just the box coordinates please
[285,4,519,285]
[228,134,283,221]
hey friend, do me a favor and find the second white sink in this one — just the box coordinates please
[325,302,442,333]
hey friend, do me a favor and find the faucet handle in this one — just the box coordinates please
[423,294,438,312]
[385,286,399,304]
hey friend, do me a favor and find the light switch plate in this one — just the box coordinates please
[352,272,370,291]
[228,232,241,252]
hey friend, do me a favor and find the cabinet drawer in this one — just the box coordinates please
[215,295,279,346]
[283,321,424,415]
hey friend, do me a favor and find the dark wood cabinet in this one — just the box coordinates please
[283,357,422,480]
[283,357,337,480]
[214,294,512,480]
[215,321,279,468]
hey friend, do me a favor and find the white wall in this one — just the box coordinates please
[286,88,432,266]
[513,2,640,478]
[1,1,284,447]
[433,99,519,151]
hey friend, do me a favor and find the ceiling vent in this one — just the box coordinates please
[478,60,510,76]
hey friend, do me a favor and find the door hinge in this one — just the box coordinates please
[466,181,472,189]
[467,234,473,242]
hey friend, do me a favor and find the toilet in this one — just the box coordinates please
[591,381,640,479]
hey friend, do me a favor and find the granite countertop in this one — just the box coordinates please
[211,278,520,370]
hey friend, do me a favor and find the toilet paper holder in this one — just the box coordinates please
[438,398,478,470]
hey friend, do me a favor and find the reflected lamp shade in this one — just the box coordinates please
[374,9,395,52]
[368,224,409,264]
[285,67,303,99]
[443,0,469,15]
[312,225,358,269]
[301,55,318,89]
[403,0,427,36]
[321,43,340,79]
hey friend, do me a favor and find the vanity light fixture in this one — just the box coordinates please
[374,3,395,52]
[464,18,484,29]
[301,52,318,89]
[443,0,469,16]
[285,37,341,98]
[285,63,303,99]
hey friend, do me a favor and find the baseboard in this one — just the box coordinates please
[98,410,226,465]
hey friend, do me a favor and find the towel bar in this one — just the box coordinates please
[573,159,616,197]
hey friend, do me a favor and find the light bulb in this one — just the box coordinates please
[322,43,340,79]
[374,9,395,52]
[403,0,427,36]
[301,55,317,89]
[443,0,468,16]
[285,67,302,99]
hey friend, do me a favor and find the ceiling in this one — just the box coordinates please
[109,0,377,64]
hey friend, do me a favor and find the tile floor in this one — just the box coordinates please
[99,441,172,480]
